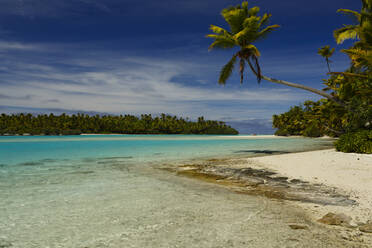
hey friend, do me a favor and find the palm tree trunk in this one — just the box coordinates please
[326,58,331,73]
[261,75,345,106]
[245,59,346,107]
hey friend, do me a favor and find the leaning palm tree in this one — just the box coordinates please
[207,1,342,105]
[318,45,335,73]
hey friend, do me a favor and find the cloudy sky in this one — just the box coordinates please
[0,0,361,133]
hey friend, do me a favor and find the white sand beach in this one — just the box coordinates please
[245,149,372,224]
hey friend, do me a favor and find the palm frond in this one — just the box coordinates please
[318,45,335,59]
[259,13,271,27]
[209,25,230,35]
[243,44,261,57]
[219,54,238,85]
[337,9,361,23]
[334,25,359,44]
[342,47,372,70]
[256,25,280,41]
[206,34,236,50]
[221,8,247,34]
[248,6,260,17]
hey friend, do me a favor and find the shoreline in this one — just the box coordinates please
[247,149,372,220]
[165,148,372,243]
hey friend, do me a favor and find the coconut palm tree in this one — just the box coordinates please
[334,0,372,72]
[207,1,342,104]
[318,46,335,73]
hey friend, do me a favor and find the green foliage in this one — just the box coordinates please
[0,113,239,136]
[334,0,372,72]
[318,45,335,72]
[335,130,372,154]
[273,74,372,143]
[302,124,324,138]
[318,45,335,59]
[207,1,279,84]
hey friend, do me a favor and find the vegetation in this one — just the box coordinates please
[318,45,335,73]
[335,130,372,154]
[273,73,372,138]
[209,0,372,153]
[206,1,343,105]
[0,113,238,135]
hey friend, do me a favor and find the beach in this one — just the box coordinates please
[171,148,372,245]
[247,149,372,222]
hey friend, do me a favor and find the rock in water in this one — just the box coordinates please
[359,223,372,233]
[318,212,352,227]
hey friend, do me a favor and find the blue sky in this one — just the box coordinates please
[0,0,361,133]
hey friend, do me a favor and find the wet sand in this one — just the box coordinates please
[164,149,372,246]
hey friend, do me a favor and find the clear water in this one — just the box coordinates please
[0,135,333,166]
[1,135,352,247]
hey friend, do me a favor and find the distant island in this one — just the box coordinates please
[0,113,239,135]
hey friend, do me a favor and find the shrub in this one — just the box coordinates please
[302,124,323,137]
[335,130,372,154]
[275,129,290,136]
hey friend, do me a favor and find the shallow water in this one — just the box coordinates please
[0,135,357,247]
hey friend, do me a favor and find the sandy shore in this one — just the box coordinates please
[167,148,372,244]
[245,149,372,224]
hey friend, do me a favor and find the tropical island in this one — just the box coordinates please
[0,113,238,135]
[1,0,372,247]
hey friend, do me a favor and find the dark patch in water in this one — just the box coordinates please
[82,158,96,163]
[99,156,133,160]
[69,170,95,175]
[39,158,58,163]
[234,150,290,155]
[18,161,44,166]
[97,161,115,165]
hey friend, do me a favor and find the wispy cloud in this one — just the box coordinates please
[0,40,318,122]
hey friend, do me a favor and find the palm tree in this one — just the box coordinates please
[334,0,372,72]
[318,46,335,73]
[207,1,342,105]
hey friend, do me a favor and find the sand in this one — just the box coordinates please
[245,149,372,224]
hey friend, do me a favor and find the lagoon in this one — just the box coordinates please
[0,135,351,247]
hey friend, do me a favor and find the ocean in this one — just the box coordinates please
[0,135,347,247]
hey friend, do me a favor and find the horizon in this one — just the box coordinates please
[0,0,361,134]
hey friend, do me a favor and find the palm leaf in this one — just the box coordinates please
[209,25,230,35]
[337,9,361,23]
[242,44,261,57]
[206,35,236,50]
[259,13,272,27]
[334,25,359,44]
[256,25,280,41]
[219,54,238,84]
[222,7,247,34]
[248,6,260,17]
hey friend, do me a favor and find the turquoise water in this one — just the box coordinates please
[1,135,349,248]
[0,135,333,166]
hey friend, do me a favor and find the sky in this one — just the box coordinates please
[0,0,362,133]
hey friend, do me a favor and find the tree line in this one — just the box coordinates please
[0,113,238,135]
